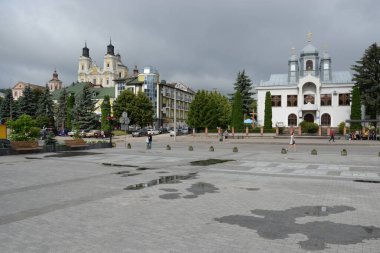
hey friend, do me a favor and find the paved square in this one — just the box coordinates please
[0,137,380,252]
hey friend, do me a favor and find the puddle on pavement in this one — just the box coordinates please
[124,173,198,190]
[25,157,43,159]
[114,171,130,175]
[158,182,219,199]
[353,179,380,184]
[136,167,157,171]
[215,205,380,251]
[45,152,102,158]
[121,173,141,177]
[245,188,260,191]
[157,171,169,174]
[190,159,235,166]
[102,163,138,167]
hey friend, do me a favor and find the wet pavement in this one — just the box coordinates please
[0,136,380,252]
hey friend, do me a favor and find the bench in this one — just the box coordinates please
[10,141,42,153]
[64,139,89,149]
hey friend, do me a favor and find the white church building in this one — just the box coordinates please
[256,36,355,128]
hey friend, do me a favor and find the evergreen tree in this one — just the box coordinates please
[73,84,97,130]
[0,89,16,120]
[211,91,231,129]
[187,90,205,130]
[36,85,55,127]
[66,94,75,130]
[101,95,111,131]
[230,91,244,131]
[350,86,362,131]
[264,91,272,129]
[57,88,68,131]
[18,85,37,117]
[352,43,380,119]
[233,70,254,116]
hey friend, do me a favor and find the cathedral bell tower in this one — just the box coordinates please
[320,49,332,82]
[299,32,319,78]
[78,42,92,82]
[288,47,299,83]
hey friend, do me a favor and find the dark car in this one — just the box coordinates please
[132,129,148,137]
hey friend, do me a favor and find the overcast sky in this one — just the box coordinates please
[1,0,379,94]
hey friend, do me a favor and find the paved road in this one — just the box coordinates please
[0,136,379,252]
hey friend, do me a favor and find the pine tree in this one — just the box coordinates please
[0,89,16,120]
[66,94,75,130]
[352,43,380,119]
[264,91,272,129]
[233,70,254,116]
[101,95,111,131]
[36,85,55,127]
[18,85,37,117]
[73,84,97,130]
[230,92,244,131]
[57,88,68,131]
[350,86,362,131]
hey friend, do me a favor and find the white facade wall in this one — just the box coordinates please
[257,75,354,127]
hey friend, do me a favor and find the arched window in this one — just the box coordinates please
[321,114,331,126]
[306,60,313,71]
[288,114,297,126]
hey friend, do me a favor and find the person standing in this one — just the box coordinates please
[329,129,335,142]
[287,131,296,151]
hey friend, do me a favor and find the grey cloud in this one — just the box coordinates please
[1,0,379,93]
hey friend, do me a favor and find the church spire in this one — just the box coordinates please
[82,41,90,57]
[307,32,312,43]
[107,38,114,55]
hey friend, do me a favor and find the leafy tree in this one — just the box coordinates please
[36,85,55,127]
[7,114,40,141]
[0,89,16,120]
[350,86,362,131]
[232,70,254,116]
[18,86,37,117]
[211,91,231,129]
[56,88,68,131]
[73,84,97,130]
[264,91,272,129]
[230,91,244,131]
[113,90,136,125]
[352,43,380,119]
[66,94,75,130]
[133,92,154,127]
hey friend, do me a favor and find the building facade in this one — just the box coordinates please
[114,66,194,128]
[77,41,129,88]
[256,36,355,128]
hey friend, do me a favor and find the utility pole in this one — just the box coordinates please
[174,90,176,141]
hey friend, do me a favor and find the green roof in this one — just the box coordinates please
[51,82,115,100]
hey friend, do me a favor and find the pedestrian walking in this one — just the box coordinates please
[329,129,335,142]
[146,133,153,149]
[287,131,296,151]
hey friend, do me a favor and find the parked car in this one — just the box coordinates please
[132,129,148,137]
[67,130,77,137]
[169,129,181,137]
[159,127,169,134]
[147,129,160,135]
[79,130,89,138]
[180,127,189,135]
[86,130,101,138]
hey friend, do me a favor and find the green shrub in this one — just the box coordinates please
[338,122,346,135]
[299,121,318,134]
[7,114,40,141]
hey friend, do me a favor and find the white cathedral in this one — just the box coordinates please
[77,41,129,87]
[256,35,355,128]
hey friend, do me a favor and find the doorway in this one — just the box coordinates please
[304,114,314,122]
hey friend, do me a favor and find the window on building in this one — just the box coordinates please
[339,93,350,106]
[271,95,281,107]
[119,72,121,78]
[287,95,297,107]
[107,80,109,85]
[320,94,332,106]
[107,63,110,67]
[304,94,315,104]
[321,114,331,126]
[93,79,96,84]
[288,114,297,126]
[81,64,84,70]
[306,60,313,71]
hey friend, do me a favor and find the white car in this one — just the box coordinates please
[147,129,160,135]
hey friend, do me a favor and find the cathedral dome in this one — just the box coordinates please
[301,43,318,55]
